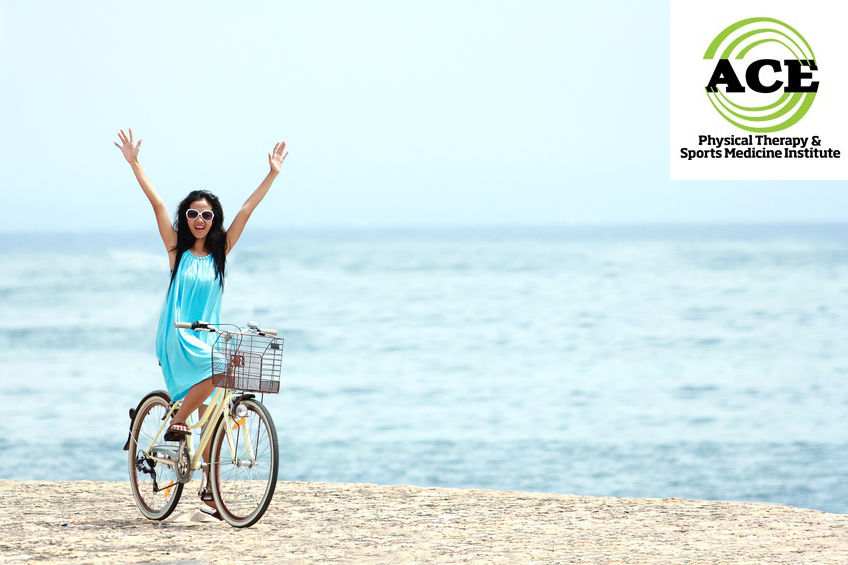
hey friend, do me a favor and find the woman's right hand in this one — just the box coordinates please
[114,129,142,164]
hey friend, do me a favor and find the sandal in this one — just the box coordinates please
[163,422,191,442]
[199,506,223,521]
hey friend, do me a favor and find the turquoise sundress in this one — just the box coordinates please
[155,250,223,402]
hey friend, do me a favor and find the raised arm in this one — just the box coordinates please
[114,129,177,264]
[226,140,288,254]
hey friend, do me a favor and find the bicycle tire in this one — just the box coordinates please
[209,397,279,527]
[128,391,184,520]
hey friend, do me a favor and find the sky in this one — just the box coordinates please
[1,0,846,232]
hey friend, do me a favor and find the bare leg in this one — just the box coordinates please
[171,377,216,425]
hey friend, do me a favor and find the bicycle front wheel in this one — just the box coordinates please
[128,391,183,520]
[209,397,279,527]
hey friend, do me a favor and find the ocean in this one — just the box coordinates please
[1,224,846,513]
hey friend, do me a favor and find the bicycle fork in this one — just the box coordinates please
[225,412,257,469]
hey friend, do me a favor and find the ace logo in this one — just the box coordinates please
[703,18,818,132]
[669,0,847,181]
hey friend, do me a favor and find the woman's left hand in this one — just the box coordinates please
[269,141,288,174]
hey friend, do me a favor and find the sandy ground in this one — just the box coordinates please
[1,479,847,564]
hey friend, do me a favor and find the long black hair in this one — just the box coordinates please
[169,189,226,289]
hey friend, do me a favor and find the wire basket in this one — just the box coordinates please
[212,331,284,394]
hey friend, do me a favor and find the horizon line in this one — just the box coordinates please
[2,218,848,236]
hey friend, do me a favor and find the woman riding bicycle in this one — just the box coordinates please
[114,129,288,518]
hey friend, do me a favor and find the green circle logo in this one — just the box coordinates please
[703,17,818,132]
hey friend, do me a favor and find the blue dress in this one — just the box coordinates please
[155,250,223,402]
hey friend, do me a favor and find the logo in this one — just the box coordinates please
[703,17,818,132]
[671,1,845,180]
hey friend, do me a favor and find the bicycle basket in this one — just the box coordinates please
[211,331,284,393]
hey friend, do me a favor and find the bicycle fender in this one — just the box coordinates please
[233,393,256,404]
[123,390,172,451]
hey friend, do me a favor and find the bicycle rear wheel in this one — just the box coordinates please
[128,391,183,520]
[209,397,279,527]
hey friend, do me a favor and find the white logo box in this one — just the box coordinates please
[670,0,848,180]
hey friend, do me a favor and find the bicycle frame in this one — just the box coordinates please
[137,386,258,480]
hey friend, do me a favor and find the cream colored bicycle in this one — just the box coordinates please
[124,321,283,528]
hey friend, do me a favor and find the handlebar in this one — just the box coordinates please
[174,321,278,336]
[247,320,278,336]
[174,321,207,331]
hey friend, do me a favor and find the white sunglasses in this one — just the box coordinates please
[186,209,214,221]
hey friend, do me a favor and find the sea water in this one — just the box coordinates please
[1,225,846,513]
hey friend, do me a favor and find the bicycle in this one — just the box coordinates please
[123,321,284,528]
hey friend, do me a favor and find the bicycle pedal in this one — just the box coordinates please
[151,445,179,459]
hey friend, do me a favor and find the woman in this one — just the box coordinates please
[115,128,287,517]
